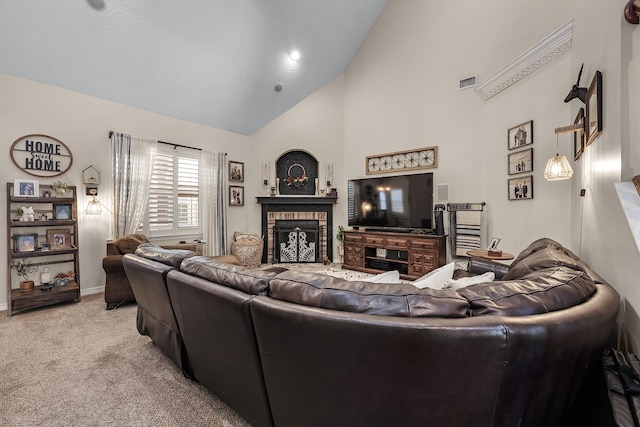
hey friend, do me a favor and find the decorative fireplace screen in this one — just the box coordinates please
[274,220,322,263]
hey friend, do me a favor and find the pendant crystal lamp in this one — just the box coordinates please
[544,125,579,181]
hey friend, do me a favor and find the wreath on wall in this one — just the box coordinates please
[285,163,309,189]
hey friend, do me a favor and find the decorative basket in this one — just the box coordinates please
[231,239,263,269]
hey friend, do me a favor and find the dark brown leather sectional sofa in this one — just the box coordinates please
[122,238,620,427]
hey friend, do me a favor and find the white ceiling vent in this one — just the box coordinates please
[458,75,477,90]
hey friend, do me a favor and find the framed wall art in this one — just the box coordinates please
[229,161,244,182]
[508,175,533,200]
[14,179,39,197]
[13,234,37,252]
[365,146,437,175]
[508,120,533,150]
[508,148,533,175]
[586,70,602,146]
[229,185,244,206]
[573,108,585,160]
[47,229,72,250]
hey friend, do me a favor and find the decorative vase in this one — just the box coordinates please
[20,280,34,291]
[54,187,66,197]
[338,244,344,264]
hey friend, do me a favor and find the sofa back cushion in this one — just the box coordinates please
[502,241,586,281]
[179,256,285,295]
[458,266,596,316]
[269,270,469,318]
[135,243,196,268]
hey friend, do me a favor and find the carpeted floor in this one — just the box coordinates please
[0,264,376,426]
[0,294,250,427]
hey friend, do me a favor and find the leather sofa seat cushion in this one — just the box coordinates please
[458,266,596,316]
[179,256,285,295]
[115,233,149,254]
[134,243,196,268]
[502,245,586,281]
[269,270,469,318]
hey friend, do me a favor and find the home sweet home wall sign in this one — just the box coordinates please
[10,134,73,177]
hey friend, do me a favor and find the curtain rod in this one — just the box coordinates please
[108,130,202,151]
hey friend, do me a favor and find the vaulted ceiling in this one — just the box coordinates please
[0,0,387,135]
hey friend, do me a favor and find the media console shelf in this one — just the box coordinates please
[342,230,446,280]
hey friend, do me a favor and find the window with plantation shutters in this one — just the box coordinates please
[143,148,200,237]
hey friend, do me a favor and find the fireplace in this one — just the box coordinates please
[257,196,338,264]
[274,220,322,263]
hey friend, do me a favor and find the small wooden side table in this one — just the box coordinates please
[466,250,515,261]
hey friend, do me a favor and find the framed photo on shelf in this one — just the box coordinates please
[229,161,244,182]
[229,186,244,206]
[13,234,37,252]
[508,148,533,175]
[507,120,533,150]
[54,204,72,220]
[487,237,501,251]
[574,108,585,160]
[508,175,533,201]
[47,229,72,250]
[41,243,51,251]
[14,179,39,197]
[586,70,602,146]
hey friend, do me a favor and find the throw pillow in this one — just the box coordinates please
[412,262,456,289]
[363,270,401,283]
[443,271,495,290]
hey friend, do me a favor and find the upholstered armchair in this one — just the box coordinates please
[102,234,197,309]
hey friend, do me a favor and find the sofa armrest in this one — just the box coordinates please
[103,254,125,273]
[162,244,197,252]
[467,257,509,280]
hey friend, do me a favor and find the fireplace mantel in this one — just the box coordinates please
[256,196,338,263]
[256,196,338,205]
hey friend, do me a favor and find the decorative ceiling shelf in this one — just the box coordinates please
[475,19,574,100]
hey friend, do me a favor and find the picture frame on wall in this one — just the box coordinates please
[14,179,39,197]
[574,107,585,160]
[507,120,533,150]
[13,234,37,252]
[229,161,244,182]
[508,175,533,200]
[586,70,602,146]
[508,148,533,175]
[229,185,244,206]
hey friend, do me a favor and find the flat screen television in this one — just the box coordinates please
[347,172,434,232]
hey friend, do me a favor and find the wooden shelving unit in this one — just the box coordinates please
[6,183,80,316]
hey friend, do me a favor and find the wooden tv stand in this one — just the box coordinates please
[342,230,446,280]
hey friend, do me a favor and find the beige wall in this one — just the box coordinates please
[0,73,249,307]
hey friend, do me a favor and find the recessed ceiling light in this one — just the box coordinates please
[290,50,301,61]
[86,0,106,11]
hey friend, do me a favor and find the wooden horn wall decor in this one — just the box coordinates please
[625,0,640,24]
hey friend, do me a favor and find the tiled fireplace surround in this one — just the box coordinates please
[257,196,338,264]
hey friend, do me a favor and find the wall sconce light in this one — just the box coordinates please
[544,124,581,181]
[82,165,102,215]
[85,188,102,215]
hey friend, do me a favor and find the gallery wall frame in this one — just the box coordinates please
[508,175,534,201]
[229,185,244,206]
[508,148,533,175]
[574,107,585,160]
[508,120,533,150]
[229,161,244,182]
[586,70,603,146]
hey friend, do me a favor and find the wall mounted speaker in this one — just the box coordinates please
[437,184,449,201]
